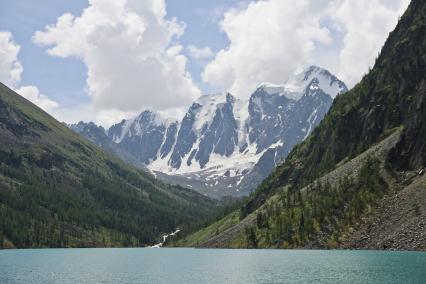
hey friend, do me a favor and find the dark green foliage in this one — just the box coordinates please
[0,83,218,248]
[0,150,22,168]
[245,226,258,248]
[252,158,388,247]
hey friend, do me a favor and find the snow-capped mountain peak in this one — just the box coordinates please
[283,65,347,100]
[71,66,347,198]
[255,66,347,102]
[193,92,230,131]
[256,83,285,95]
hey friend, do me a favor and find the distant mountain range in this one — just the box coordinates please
[71,66,347,198]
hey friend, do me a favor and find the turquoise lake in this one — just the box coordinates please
[0,248,425,283]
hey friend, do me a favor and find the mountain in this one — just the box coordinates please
[170,0,426,250]
[72,66,347,198]
[69,121,144,168]
[0,82,219,249]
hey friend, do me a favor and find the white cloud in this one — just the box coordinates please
[0,31,59,114]
[203,0,410,96]
[187,45,214,59]
[0,31,23,88]
[202,0,332,98]
[50,104,97,125]
[2,0,410,126]
[332,0,410,86]
[34,0,201,119]
[15,85,58,113]
[94,108,137,128]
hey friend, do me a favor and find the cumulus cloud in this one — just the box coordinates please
[0,31,59,114]
[15,86,58,113]
[203,0,410,96]
[34,0,201,117]
[187,45,214,59]
[202,0,332,98]
[332,0,410,86]
[0,31,23,87]
[3,0,409,125]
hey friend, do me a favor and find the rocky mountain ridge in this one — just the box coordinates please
[71,66,347,197]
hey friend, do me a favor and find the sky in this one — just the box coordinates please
[0,0,410,127]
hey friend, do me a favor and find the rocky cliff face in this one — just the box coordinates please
[71,66,347,197]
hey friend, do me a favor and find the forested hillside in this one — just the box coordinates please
[0,83,218,248]
[170,0,426,250]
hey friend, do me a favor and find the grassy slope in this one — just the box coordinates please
[173,0,426,249]
[0,83,218,248]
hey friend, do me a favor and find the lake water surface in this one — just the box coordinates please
[0,248,425,283]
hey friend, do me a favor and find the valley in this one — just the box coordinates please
[1,0,426,283]
[0,82,220,248]
[0,0,424,255]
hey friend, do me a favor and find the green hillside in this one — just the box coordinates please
[171,0,426,250]
[0,82,219,248]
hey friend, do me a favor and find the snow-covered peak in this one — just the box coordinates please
[193,93,226,130]
[134,110,164,126]
[72,65,348,197]
[107,110,172,143]
[283,65,347,100]
[255,66,346,101]
[257,83,285,95]
[195,92,229,105]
